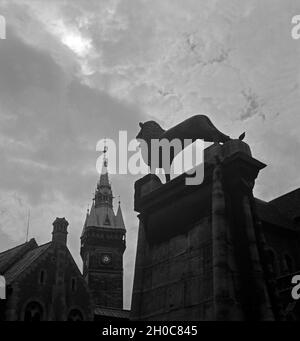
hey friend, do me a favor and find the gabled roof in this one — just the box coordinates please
[255,198,295,230]
[270,188,300,219]
[0,238,38,274]
[4,242,51,284]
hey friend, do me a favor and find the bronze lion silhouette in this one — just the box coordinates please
[136,114,245,182]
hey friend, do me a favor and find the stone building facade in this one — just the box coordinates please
[0,218,94,321]
[131,139,300,321]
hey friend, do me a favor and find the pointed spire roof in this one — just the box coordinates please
[116,201,125,229]
[81,141,126,231]
[86,202,98,227]
[99,168,110,187]
[95,141,113,208]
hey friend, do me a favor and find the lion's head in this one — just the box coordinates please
[136,121,166,170]
[136,121,165,145]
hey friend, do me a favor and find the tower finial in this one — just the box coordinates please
[103,138,108,170]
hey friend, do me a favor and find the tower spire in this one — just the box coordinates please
[80,138,126,309]
[94,139,113,208]
[99,139,110,187]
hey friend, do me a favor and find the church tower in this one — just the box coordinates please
[80,146,126,309]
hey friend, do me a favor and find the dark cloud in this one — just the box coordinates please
[0,30,145,206]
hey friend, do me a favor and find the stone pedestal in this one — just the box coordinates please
[131,140,274,321]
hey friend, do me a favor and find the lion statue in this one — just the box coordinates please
[136,114,245,182]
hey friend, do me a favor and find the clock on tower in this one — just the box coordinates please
[101,253,112,265]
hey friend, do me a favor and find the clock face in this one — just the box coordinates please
[101,254,112,265]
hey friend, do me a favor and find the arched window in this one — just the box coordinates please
[284,254,294,273]
[67,309,83,321]
[266,249,278,276]
[24,302,44,322]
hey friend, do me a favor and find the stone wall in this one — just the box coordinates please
[136,217,213,320]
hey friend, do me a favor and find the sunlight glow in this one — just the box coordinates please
[61,31,92,57]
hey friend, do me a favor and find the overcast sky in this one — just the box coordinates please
[0,0,300,309]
